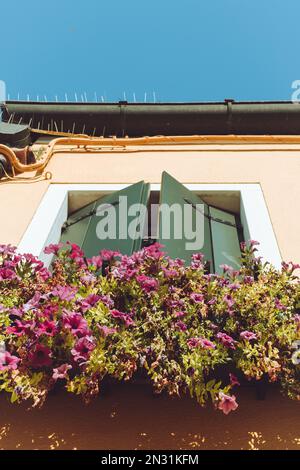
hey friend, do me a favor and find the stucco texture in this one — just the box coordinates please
[0,142,299,263]
[0,384,299,450]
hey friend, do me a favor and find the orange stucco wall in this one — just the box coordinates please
[0,138,299,450]
[0,140,299,264]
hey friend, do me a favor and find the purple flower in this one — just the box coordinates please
[167,299,185,309]
[98,325,117,337]
[52,364,72,381]
[229,373,240,387]
[0,268,17,281]
[63,312,89,337]
[187,337,215,350]
[0,351,20,371]
[44,243,63,255]
[228,283,240,291]
[294,314,300,331]
[198,337,216,349]
[223,294,235,309]
[218,393,238,415]
[28,344,52,368]
[190,293,204,303]
[220,264,233,273]
[100,249,121,261]
[37,320,57,337]
[0,244,17,255]
[80,294,101,312]
[52,285,77,302]
[162,268,179,278]
[217,332,237,350]
[6,320,36,337]
[144,243,164,260]
[80,273,96,285]
[23,292,42,312]
[87,256,103,269]
[191,253,205,269]
[110,310,135,327]
[136,275,159,293]
[174,311,185,318]
[240,330,257,341]
[71,336,95,362]
[175,321,187,332]
[275,298,287,311]
[37,267,51,281]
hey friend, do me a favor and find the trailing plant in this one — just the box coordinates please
[0,241,299,414]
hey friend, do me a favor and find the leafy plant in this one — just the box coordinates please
[0,240,299,414]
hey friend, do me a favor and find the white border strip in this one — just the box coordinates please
[18,183,282,269]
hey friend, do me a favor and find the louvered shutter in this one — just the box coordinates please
[158,172,242,272]
[61,181,150,258]
[158,172,213,268]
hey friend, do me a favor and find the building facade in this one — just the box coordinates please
[0,101,299,449]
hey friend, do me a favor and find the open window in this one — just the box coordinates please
[61,181,150,258]
[59,173,243,273]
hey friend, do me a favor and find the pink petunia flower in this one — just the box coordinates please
[80,294,101,312]
[229,373,240,387]
[136,275,159,293]
[223,294,235,309]
[174,311,185,318]
[275,298,287,311]
[37,320,58,337]
[162,268,179,278]
[199,337,216,349]
[175,321,187,332]
[110,310,135,327]
[187,337,215,350]
[6,320,36,337]
[220,264,234,273]
[71,336,95,362]
[100,249,121,261]
[190,293,204,303]
[240,330,257,341]
[249,240,260,247]
[218,392,238,415]
[0,268,18,281]
[0,351,20,371]
[44,243,63,255]
[98,325,118,337]
[52,285,77,302]
[63,312,89,337]
[294,314,300,331]
[52,364,72,381]
[217,332,237,350]
[87,256,103,269]
[28,344,52,368]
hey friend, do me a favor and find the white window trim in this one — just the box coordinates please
[18,183,282,269]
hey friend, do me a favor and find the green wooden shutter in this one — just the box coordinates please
[61,181,150,258]
[158,172,242,272]
[209,207,241,273]
[158,172,213,268]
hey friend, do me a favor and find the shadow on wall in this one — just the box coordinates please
[0,383,299,450]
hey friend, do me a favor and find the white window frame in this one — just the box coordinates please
[18,183,282,269]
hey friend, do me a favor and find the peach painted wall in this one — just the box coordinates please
[0,141,299,264]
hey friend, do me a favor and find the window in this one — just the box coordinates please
[58,173,243,273]
[18,180,282,272]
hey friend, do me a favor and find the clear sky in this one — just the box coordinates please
[2,0,300,102]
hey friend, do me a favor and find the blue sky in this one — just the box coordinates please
[2,0,300,102]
